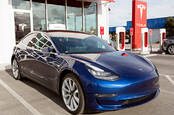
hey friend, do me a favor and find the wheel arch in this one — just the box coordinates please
[11,54,16,65]
[57,69,87,108]
[167,43,174,48]
[58,69,87,114]
[57,69,84,95]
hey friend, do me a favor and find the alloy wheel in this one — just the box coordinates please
[62,78,80,112]
[168,45,174,55]
[12,59,19,79]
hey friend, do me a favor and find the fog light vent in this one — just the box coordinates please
[95,94,118,98]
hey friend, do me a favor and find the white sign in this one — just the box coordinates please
[49,24,66,30]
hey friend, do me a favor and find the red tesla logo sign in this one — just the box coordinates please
[132,0,147,49]
[135,2,147,28]
[100,27,104,35]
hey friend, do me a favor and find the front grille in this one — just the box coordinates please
[121,91,157,107]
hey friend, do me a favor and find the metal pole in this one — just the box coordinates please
[149,34,152,53]
[131,35,132,52]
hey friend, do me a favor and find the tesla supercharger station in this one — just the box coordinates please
[116,27,126,51]
[160,29,166,49]
[141,28,149,54]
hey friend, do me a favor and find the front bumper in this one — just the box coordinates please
[74,62,160,111]
[84,75,159,111]
[86,89,159,111]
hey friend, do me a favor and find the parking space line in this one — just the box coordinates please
[0,78,42,115]
[161,89,174,95]
[160,74,174,78]
[159,74,165,76]
[144,54,158,58]
[164,75,174,86]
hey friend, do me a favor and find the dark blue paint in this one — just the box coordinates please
[14,35,159,112]
[69,52,159,110]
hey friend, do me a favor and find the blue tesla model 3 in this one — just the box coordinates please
[11,30,159,114]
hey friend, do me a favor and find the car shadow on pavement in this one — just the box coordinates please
[5,69,105,114]
[5,69,103,115]
[5,69,68,113]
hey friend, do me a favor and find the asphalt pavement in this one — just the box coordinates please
[0,54,174,115]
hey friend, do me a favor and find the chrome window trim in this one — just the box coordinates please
[65,0,68,30]
[45,0,48,30]
[82,1,85,32]
[30,0,33,31]
[96,2,98,35]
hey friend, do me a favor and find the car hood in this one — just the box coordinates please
[70,51,155,76]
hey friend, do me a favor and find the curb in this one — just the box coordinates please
[0,64,11,71]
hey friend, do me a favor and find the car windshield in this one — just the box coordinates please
[50,36,115,54]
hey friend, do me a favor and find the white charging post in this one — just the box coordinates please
[141,28,149,54]
[116,27,126,51]
[159,29,166,50]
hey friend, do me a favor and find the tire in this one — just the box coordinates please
[167,44,174,55]
[61,73,85,114]
[12,59,21,80]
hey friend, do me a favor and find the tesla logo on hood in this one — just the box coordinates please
[137,4,146,20]
[121,53,128,56]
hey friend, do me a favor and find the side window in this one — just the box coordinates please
[27,37,37,49]
[27,33,56,53]
[46,41,52,47]
[36,33,52,49]
[35,39,44,50]
[22,33,35,45]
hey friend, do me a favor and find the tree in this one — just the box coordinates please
[165,17,174,37]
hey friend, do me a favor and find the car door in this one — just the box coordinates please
[18,33,38,78]
[27,33,64,89]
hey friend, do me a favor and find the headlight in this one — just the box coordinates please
[86,64,120,81]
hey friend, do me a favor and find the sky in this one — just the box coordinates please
[109,0,174,26]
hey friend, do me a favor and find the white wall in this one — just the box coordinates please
[97,1,109,43]
[151,29,161,43]
[151,29,166,43]
[0,0,16,65]
[0,0,110,65]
